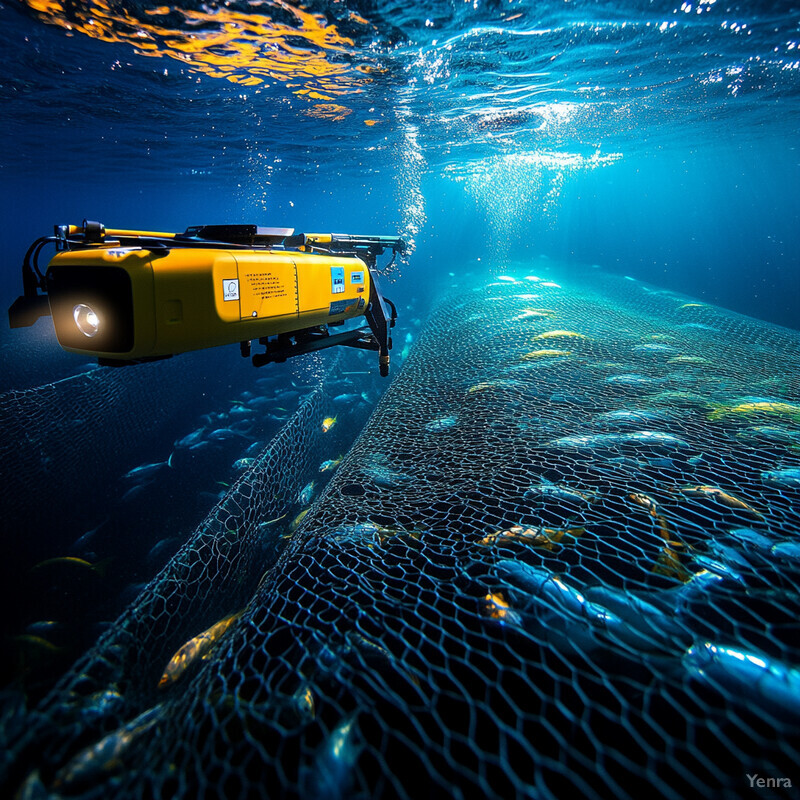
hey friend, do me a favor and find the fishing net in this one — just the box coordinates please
[4,268,800,799]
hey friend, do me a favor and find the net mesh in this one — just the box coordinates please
[4,269,800,799]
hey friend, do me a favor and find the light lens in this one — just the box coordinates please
[73,304,100,338]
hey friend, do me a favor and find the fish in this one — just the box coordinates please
[208,427,251,442]
[147,537,182,567]
[595,409,667,426]
[365,465,412,488]
[333,393,361,404]
[122,461,169,481]
[645,391,713,408]
[708,401,800,422]
[274,389,300,402]
[653,545,692,583]
[71,518,110,553]
[24,620,62,636]
[494,561,583,615]
[727,527,774,550]
[298,481,316,505]
[159,612,242,689]
[691,555,745,583]
[526,481,597,504]
[627,492,683,548]
[628,492,660,518]
[678,322,718,331]
[233,458,255,470]
[53,706,163,789]
[289,509,310,532]
[496,275,517,282]
[322,416,338,433]
[303,715,364,800]
[479,525,584,551]
[120,482,154,503]
[514,309,555,320]
[673,569,727,610]
[583,585,690,653]
[540,281,561,288]
[678,303,704,309]
[681,485,764,520]
[492,561,612,654]
[483,592,523,626]
[760,467,800,488]
[522,349,572,360]
[257,514,287,530]
[667,355,712,365]
[770,542,800,561]
[174,428,206,449]
[739,425,800,445]
[245,396,273,410]
[532,330,588,340]
[683,642,800,722]
[13,634,63,654]
[30,556,110,577]
[605,374,656,385]
[425,416,458,432]
[550,431,689,449]
[319,456,344,472]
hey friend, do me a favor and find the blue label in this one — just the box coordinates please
[351,271,364,285]
[331,267,345,294]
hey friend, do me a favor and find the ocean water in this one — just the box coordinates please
[1,1,800,797]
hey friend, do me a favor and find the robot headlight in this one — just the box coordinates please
[73,303,100,338]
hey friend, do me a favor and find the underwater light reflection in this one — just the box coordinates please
[21,0,373,104]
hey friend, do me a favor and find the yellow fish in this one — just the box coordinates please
[479,525,584,551]
[159,612,241,689]
[30,556,110,577]
[322,415,338,433]
[709,401,800,422]
[628,492,659,518]
[533,330,587,340]
[653,546,692,583]
[522,349,572,360]
[289,508,310,532]
[483,592,522,625]
[53,706,162,789]
[628,493,683,546]
[681,485,764,520]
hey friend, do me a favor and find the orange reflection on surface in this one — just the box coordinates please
[303,103,352,121]
[22,0,370,103]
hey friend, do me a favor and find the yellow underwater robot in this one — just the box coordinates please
[9,221,404,375]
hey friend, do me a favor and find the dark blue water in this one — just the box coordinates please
[1,0,798,332]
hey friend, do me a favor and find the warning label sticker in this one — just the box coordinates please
[245,272,288,301]
[223,279,240,301]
